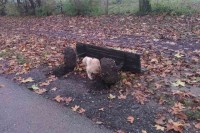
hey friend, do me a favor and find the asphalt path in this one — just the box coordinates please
[0,76,112,133]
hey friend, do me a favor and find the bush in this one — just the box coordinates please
[5,3,20,16]
[63,0,102,16]
[35,0,56,16]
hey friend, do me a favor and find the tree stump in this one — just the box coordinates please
[64,47,77,69]
[100,58,119,85]
[53,47,77,77]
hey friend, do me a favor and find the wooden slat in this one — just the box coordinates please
[76,43,141,73]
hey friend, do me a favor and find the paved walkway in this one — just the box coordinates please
[0,76,112,133]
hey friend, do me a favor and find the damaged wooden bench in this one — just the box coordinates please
[76,43,141,73]
[53,43,141,85]
[76,43,141,85]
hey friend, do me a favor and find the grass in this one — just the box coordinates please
[0,50,7,57]
[107,0,200,15]
[186,109,200,120]
[16,53,26,65]
[151,0,200,15]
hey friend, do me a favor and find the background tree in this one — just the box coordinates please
[0,0,7,15]
[139,0,151,14]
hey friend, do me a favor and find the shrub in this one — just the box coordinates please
[63,0,102,16]
[5,2,20,16]
[35,0,56,16]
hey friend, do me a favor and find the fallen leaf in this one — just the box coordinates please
[172,80,185,87]
[71,105,80,112]
[54,95,64,103]
[108,94,116,100]
[171,102,185,115]
[51,87,58,91]
[159,98,166,105]
[39,81,50,86]
[30,84,39,90]
[99,108,104,111]
[34,88,47,94]
[78,108,86,114]
[0,84,5,88]
[21,77,34,83]
[64,97,72,104]
[166,119,185,133]
[175,53,184,58]
[141,130,147,133]
[150,58,159,63]
[133,90,148,104]
[155,116,166,125]
[191,56,199,62]
[155,124,165,131]
[116,130,125,133]
[126,81,132,87]
[96,121,103,125]
[195,123,200,129]
[127,116,134,124]
[175,112,188,120]
[155,83,162,89]
[118,94,127,100]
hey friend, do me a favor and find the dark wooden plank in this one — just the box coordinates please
[76,43,141,73]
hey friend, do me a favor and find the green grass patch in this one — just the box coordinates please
[185,109,200,120]
[107,0,200,15]
[151,0,200,15]
[0,50,8,57]
[16,53,26,65]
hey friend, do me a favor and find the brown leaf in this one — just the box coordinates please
[155,116,166,125]
[166,119,185,133]
[64,97,72,104]
[171,102,185,114]
[133,90,148,104]
[71,105,80,112]
[195,123,200,129]
[155,83,162,89]
[118,94,127,100]
[34,88,47,94]
[159,98,166,105]
[54,95,64,103]
[21,77,34,83]
[175,112,188,120]
[150,58,159,63]
[127,116,134,124]
[78,108,86,114]
[39,81,50,86]
[155,124,165,131]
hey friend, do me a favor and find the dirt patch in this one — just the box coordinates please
[2,66,164,133]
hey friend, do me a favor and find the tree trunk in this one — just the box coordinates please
[36,0,41,7]
[139,0,151,13]
[28,0,35,14]
[105,0,108,15]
